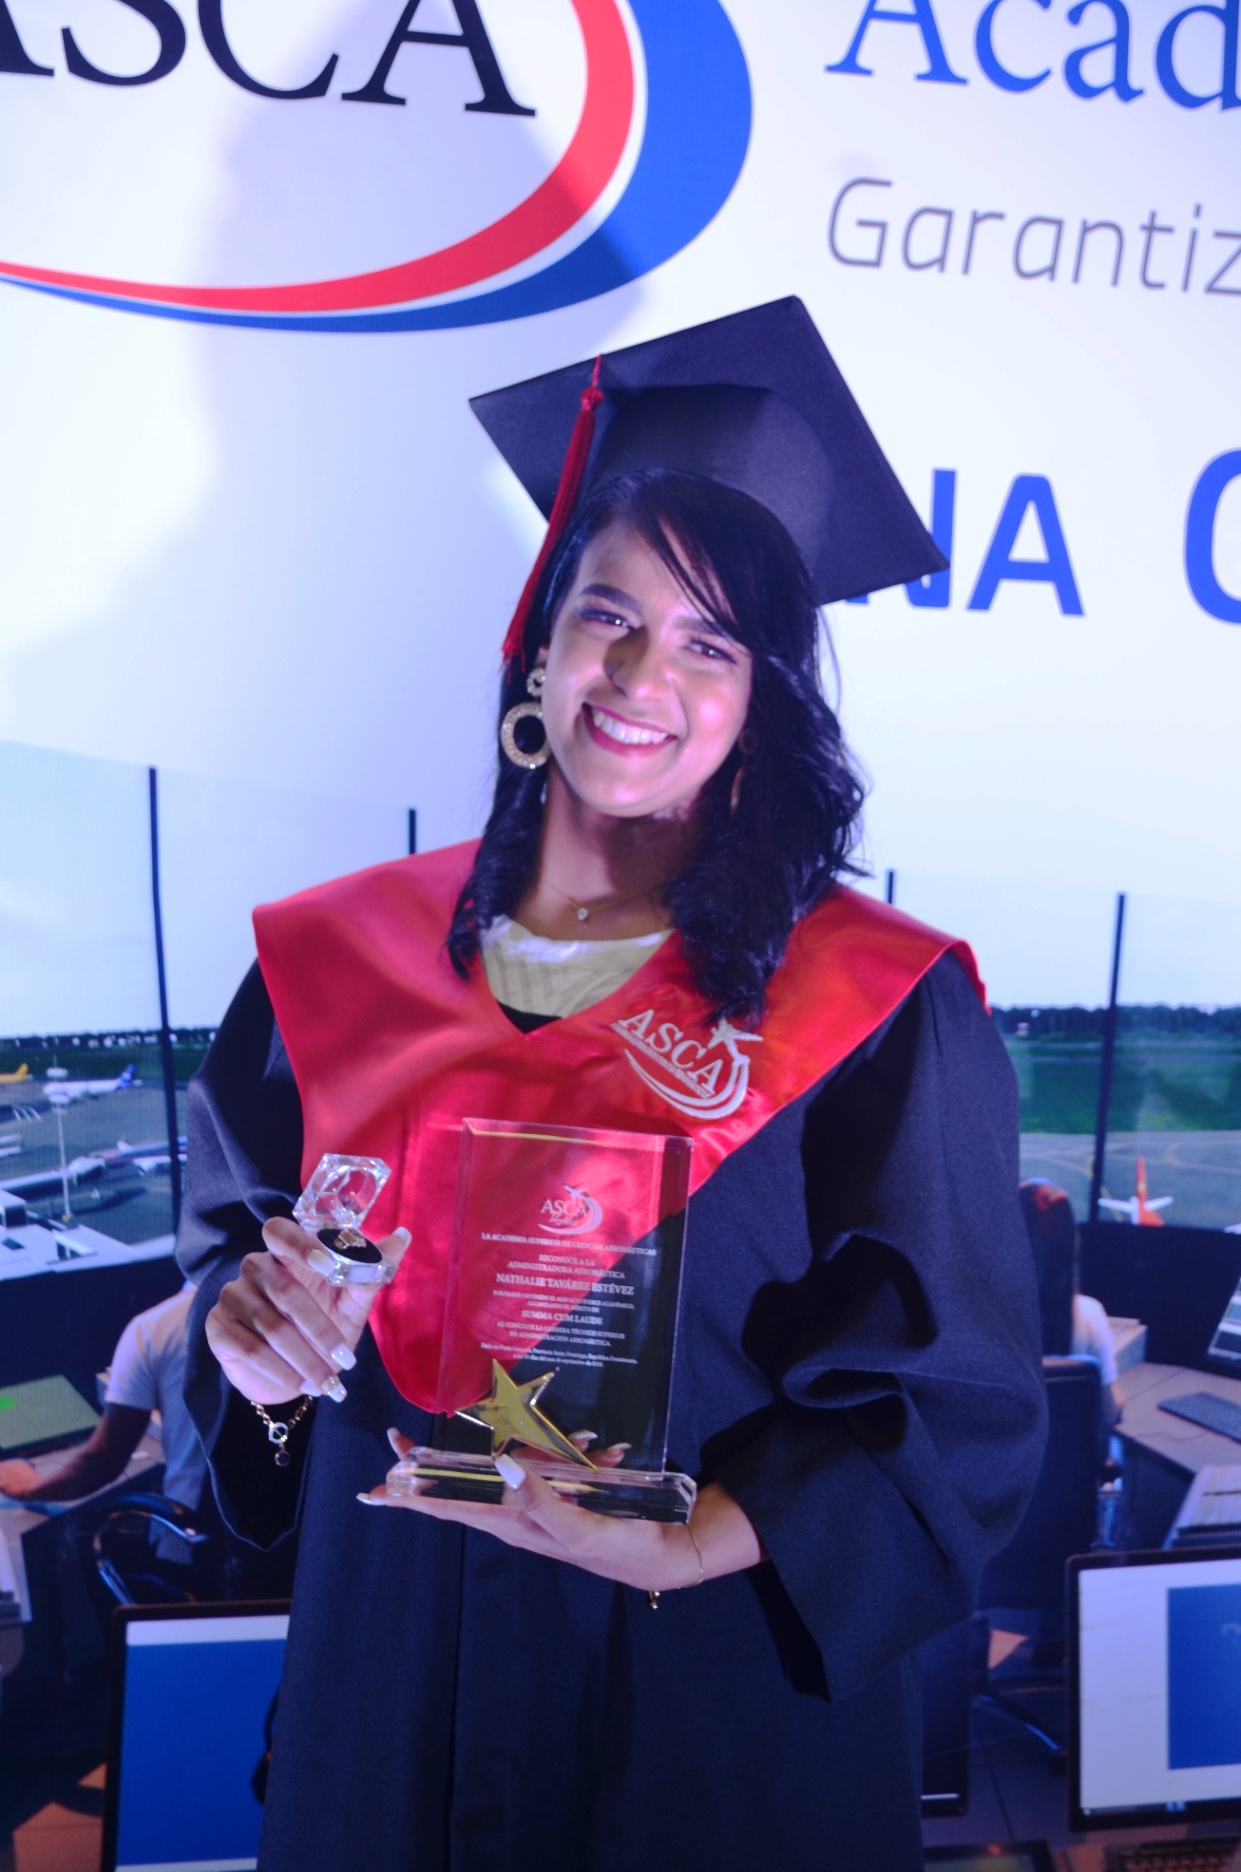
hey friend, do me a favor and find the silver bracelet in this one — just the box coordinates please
[252,1396,314,1468]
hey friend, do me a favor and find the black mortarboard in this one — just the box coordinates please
[471,297,946,659]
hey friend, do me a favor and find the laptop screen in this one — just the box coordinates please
[1208,1276,1241,1369]
[1070,1549,1241,1830]
[103,1603,289,1872]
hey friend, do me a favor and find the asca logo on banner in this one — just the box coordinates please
[0,0,749,331]
[828,0,1241,109]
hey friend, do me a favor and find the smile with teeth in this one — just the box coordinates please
[586,705,674,748]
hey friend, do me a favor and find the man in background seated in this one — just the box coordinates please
[0,1286,296,1598]
[0,1288,205,1551]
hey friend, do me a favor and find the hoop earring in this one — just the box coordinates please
[500,666,549,771]
[729,727,756,816]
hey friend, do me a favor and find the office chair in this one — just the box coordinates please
[80,1491,208,1608]
[975,1355,1103,1758]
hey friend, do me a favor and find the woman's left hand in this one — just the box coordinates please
[360,1432,764,1592]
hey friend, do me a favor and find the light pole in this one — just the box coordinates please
[45,1071,73,1224]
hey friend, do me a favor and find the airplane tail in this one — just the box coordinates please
[1136,1155,1166,1227]
[117,1064,136,1088]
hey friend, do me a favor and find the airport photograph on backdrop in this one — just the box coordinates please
[6,809,1240,1258]
[0,737,412,1277]
[0,1,1239,1870]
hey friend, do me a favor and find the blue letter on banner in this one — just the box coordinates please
[906,470,956,608]
[1064,0,1143,99]
[1186,452,1241,622]
[975,0,1052,92]
[968,476,1084,613]
[827,0,967,82]
[1155,0,1240,108]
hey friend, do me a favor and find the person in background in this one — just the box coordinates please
[0,1288,206,1556]
[1019,1179,1124,1429]
[0,1285,296,1599]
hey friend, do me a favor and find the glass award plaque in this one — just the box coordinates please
[293,1153,394,1287]
[390,1118,695,1521]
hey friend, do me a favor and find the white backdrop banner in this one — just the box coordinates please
[0,0,1237,1008]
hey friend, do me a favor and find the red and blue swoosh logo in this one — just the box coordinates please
[0,0,750,332]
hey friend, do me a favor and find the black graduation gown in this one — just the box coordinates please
[178,951,1046,1872]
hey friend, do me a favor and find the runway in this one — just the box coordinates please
[1020,1130,1241,1232]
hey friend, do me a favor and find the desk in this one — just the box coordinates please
[1119,1362,1241,1548]
[0,1435,165,1707]
[0,1223,175,1285]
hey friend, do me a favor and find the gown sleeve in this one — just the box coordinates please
[178,963,310,1547]
[711,953,1048,1699]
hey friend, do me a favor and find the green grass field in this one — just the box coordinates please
[995,1008,1241,1135]
[4,1015,1240,1141]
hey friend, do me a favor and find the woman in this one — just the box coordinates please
[1020,1178,1123,1428]
[181,301,1045,1871]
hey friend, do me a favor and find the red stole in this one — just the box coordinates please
[253,843,983,1412]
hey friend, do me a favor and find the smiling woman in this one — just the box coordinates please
[449,467,864,1015]
[179,299,1046,1872]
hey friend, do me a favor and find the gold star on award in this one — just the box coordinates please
[456,1361,596,1469]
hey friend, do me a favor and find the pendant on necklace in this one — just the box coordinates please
[576,906,589,922]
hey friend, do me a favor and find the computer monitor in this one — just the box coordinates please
[0,1374,99,1457]
[1069,1548,1241,1832]
[102,1601,290,1872]
[1207,1276,1241,1371]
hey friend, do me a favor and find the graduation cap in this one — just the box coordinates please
[470,297,947,663]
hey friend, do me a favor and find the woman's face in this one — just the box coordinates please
[539,522,753,821]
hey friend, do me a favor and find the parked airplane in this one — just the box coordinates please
[0,1063,30,1086]
[0,1156,106,1198]
[43,1065,138,1102]
[1098,1156,1173,1227]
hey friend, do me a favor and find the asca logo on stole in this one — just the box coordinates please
[538,1186,604,1236]
[611,1010,761,1122]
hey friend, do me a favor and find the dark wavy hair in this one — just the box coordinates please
[447,469,866,1024]
[1019,1181,1078,1356]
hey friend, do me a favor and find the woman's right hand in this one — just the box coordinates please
[205,1216,411,1405]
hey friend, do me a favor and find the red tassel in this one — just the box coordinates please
[501,355,604,669]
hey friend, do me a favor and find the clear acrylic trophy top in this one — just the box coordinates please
[294,1153,394,1287]
[391,1118,697,1520]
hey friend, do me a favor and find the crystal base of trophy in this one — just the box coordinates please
[394,1117,696,1523]
[388,1449,696,1522]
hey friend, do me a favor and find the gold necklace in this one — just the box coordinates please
[547,881,659,925]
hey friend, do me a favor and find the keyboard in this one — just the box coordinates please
[1159,1392,1241,1444]
[1105,1840,1241,1871]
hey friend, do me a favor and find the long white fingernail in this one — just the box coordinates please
[495,1454,526,1489]
[322,1376,347,1404]
[356,1492,384,1506]
[393,1227,411,1246]
[330,1344,356,1371]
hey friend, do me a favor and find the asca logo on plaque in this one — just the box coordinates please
[537,1186,604,1236]
[0,0,750,330]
